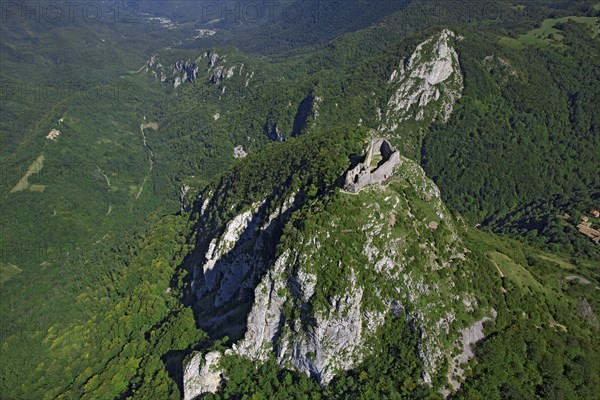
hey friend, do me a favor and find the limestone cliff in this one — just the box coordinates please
[144,50,246,89]
[380,29,464,157]
[183,351,223,400]
[183,149,495,398]
[181,30,493,400]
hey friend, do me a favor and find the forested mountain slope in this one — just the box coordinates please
[1,1,599,399]
[423,19,600,259]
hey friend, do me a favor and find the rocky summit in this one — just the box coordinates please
[182,31,498,397]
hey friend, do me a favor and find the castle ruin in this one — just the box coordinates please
[344,139,401,193]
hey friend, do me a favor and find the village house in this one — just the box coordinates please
[575,211,600,245]
[46,129,60,141]
[577,224,600,245]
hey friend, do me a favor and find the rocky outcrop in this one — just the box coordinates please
[344,139,401,193]
[183,351,224,400]
[384,29,463,125]
[145,54,200,88]
[233,251,290,360]
[281,270,367,384]
[233,145,247,159]
[265,122,284,142]
[143,50,240,89]
[234,258,368,384]
[184,147,481,391]
[190,193,300,338]
[180,185,190,213]
[578,298,599,331]
[443,308,497,396]
[228,155,472,385]
[196,203,261,304]
[146,54,167,82]
[182,31,482,395]
[195,28,217,39]
[207,50,219,68]
[380,29,463,156]
[172,60,200,88]
[209,65,237,85]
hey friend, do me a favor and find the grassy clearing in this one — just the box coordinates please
[489,251,544,293]
[500,16,599,48]
[29,184,46,192]
[498,36,526,49]
[536,253,576,270]
[370,154,383,169]
[9,155,45,193]
[0,263,22,284]
[141,121,159,130]
[521,16,598,44]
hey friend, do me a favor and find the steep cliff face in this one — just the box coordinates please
[183,351,223,400]
[188,190,301,339]
[182,30,492,399]
[183,150,496,398]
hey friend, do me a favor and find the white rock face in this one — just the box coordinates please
[212,156,470,386]
[281,272,366,384]
[200,194,211,214]
[173,76,182,88]
[382,29,463,133]
[233,145,247,159]
[191,192,300,325]
[185,108,486,394]
[294,268,317,302]
[197,203,261,300]
[234,251,291,360]
[195,28,217,39]
[183,351,223,400]
[245,71,255,87]
[444,309,498,396]
[235,260,368,384]
[143,50,241,89]
[226,67,236,79]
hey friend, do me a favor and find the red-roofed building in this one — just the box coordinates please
[46,129,60,141]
